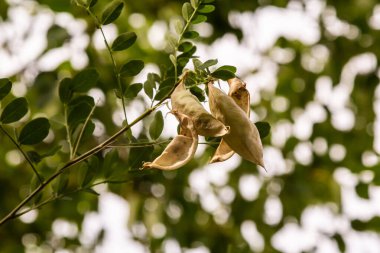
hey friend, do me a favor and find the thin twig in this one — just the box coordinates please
[72,102,97,157]
[0,126,43,183]
[0,74,186,226]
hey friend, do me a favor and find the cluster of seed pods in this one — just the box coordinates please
[142,76,264,170]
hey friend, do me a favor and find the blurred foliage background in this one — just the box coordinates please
[1,0,380,252]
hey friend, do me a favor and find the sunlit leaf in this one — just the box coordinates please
[18,118,50,145]
[182,2,193,21]
[199,59,218,70]
[0,97,28,124]
[191,14,207,24]
[174,19,184,34]
[190,0,198,9]
[111,32,137,51]
[198,4,215,13]
[101,0,124,25]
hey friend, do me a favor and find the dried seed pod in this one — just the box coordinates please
[227,77,250,116]
[208,82,264,168]
[143,110,198,170]
[210,78,251,163]
[171,79,229,137]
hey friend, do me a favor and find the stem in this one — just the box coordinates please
[0,74,186,226]
[172,2,200,82]
[72,102,97,157]
[0,126,43,183]
[64,105,74,159]
[86,7,128,123]
[108,139,171,148]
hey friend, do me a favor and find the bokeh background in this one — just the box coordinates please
[1,0,380,252]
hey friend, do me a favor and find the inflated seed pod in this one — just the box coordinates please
[208,82,264,168]
[142,110,198,170]
[210,78,251,163]
[171,79,229,137]
[227,77,250,116]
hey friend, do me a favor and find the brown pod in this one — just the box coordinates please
[142,110,198,170]
[171,80,229,137]
[211,78,251,163]
[227,77,250,116]
[208,82,265,168]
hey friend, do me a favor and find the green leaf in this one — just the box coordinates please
[159,77,175,89]
[68,96,94,132]
[183,31,199,39]
[215,65,237,73]
[87,0,98,7]
[166,33,177,53]
[203,0,215,3]
[255,121,271,139]
[82,188,100,196]
[198,4,215,13]
[144,78,155,99]
[124,83,143,99]
[120,60,144,77]
[27,146,61,164]
[191,14,207,24]
[59,78,73,104]
[47,25,70,49]
[192,58,203,69]
[178,42,194,53]
[332,234,345,252]
[199,59,218,70]
[18,118,50,145]
[355,182,369,199]
[0,78,12,101]
[154,86,172,101]
[72,68,99,92]
[128,145,154,169]
[81,156,99,187]
[0,97,28,124]
[190,86,206,102]
[149,111,164,140]
[169,54,176,66]
[101,0,124,25]
[182,2,193,21]
[174,19,184,34]
[68,95,95,108]
[190,0,198,9]
[81,120,95,140]
[211,69,235,80]
[111,32,137,51]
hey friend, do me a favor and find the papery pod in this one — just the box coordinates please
[171,79,229,137]
[208,82,265,168]
[142,110,198,170]
[210,78,251,163]
[227,77,250,116]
